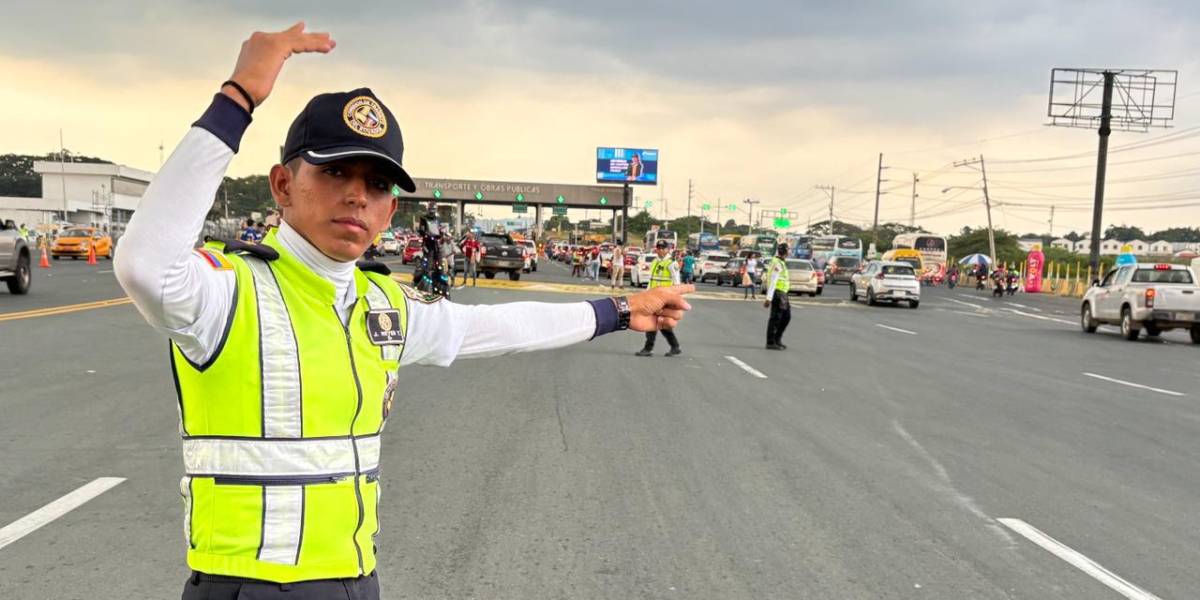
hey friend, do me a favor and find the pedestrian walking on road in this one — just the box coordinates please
[572,248,584,277]
[611,244,625,288]
[636,240,682,357]
[460,231,480,286]
[113,23,695,600]
[681,251,696,285]
[742,255,759,299]
[763,243,791,350]
[588,246,602,281]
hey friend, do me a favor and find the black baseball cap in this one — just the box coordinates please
[655,240,671,249]
[281,88,417,193]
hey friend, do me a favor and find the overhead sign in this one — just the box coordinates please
[401,178,622,208]
[512,204,527,213]
[552,206,568,216]
[596,147,659,185]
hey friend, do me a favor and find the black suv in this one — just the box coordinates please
[478,233,525,280]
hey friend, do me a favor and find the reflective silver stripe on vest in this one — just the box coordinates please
[246,259,303,438]
[182,436,381,478]
[364,280,401,361]
[258,485,304,564]
[180,476,193,549]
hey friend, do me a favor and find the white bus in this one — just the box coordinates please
[893,233,948,276]
[645,228,678,252]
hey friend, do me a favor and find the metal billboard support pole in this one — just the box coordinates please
[1087,71,1115,276]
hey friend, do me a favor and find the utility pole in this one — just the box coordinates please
[743,198,760,233]
[815,185,835,235]
[686,178,693,220]
[716,200,721,238]
[910,172,919,229]
[59,129,69,222]
[1048,205,1055,237]
[953,155,997,265]
[872,152,888,245]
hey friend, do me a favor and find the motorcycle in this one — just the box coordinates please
[991,273,1006,298]
[947,271,959,289]
[1006,273,1020,296]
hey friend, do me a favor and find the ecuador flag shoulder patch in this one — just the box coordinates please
[194,248,233,271]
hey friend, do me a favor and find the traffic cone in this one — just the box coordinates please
[39,245,50,269]
[87,242,98,265]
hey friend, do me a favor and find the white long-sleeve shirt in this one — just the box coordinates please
[115,95,615,368]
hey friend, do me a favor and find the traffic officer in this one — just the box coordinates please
[636,240,683,357]
[113,23,694,600]
[762,242,791,350]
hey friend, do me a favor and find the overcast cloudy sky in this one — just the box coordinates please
[4,0,1200,235]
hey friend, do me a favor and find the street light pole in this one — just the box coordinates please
[952,156,997,265]
[743,198,760,233]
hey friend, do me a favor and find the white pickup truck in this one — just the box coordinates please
[1081,263,1200,343]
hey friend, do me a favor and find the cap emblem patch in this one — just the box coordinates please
[343,96,388,138]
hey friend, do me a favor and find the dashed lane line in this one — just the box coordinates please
[875,323,918,336]
[724,355,767,379]
[0,477,126,552]
[1083,372,1186,397]
[998,518,1163,600]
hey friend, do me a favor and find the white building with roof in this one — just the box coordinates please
[0,161,153,231]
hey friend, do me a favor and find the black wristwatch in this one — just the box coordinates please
[612,296,631,331]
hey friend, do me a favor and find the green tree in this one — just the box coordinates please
[1064,231,1083,242]
[625,210,660,237]
[1150,226,1200,243]
[1104,224,1146,241]
[948,227,1023,265]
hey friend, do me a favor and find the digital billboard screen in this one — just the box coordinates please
[597,147,659,185]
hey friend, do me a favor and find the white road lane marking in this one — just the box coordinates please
[96,269,113,274]
[1008,301,1042,312]
[875,324,918,335]
[724,355,767,379]
[0,477,126,552]
[1083,372,1186,397]
[947,296,986,310]
[1004,308,1075,325]
[998,518,1164,600]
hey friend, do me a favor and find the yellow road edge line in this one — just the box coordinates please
[0,297,133,322]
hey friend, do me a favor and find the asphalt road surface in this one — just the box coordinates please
[2,257,1199,599]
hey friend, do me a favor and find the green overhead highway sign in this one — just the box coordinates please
[780,208,788,215]
[728,203,737,211]
[552,206,568,215]
[774,217,791,229]
[512,204,527,213]
[702,203,711,211]
[644,201,653,209]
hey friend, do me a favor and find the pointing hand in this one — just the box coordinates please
[627,285,695,331]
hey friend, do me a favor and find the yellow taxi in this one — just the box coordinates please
[881,248,923,274]
[52,227,113,260]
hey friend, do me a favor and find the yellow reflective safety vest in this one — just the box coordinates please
[649,257,675,288]
[171,230,407,583]
[770,257,790,293]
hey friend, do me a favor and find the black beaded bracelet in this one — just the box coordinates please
[221,79,256,114]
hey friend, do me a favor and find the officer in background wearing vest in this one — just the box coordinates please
[113,23,694,600]
[763,243,791,350]
[636,240,683,357]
